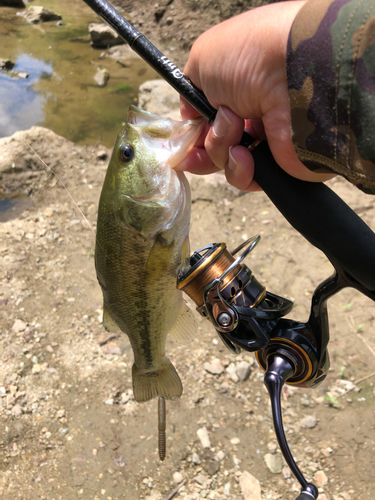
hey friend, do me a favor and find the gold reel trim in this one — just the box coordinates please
[255,337,313,385]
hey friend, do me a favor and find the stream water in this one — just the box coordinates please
[0,0,157,148]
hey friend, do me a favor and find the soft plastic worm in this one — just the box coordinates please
[158,397,166,461]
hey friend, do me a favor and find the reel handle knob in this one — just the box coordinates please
[295,485,319,500]
[264,354,318,498]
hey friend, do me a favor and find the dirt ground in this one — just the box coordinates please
[0,122,374,500]
[1,1,375,499]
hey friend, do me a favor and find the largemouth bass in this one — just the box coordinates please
[95,105,204,405]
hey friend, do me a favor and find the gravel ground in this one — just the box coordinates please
[0,118,374,499]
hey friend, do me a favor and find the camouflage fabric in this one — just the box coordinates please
[287,0,375,194]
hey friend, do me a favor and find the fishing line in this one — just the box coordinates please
[21,137,95,236]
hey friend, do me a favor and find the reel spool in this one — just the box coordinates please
[177,236,293,355]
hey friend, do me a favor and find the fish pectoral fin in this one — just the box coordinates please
[102,304,122,334]
[146,236,174,283]
[132,358,182,402]
[169,300,197,343]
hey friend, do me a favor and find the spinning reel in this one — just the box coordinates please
[178,236,375,500]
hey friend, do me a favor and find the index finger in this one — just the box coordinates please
[180,96,203,121]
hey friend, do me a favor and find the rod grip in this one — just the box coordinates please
[252,141,375,291]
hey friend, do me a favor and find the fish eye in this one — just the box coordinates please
[119,144,134,162]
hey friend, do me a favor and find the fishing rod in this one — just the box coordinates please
[82,1,375,498]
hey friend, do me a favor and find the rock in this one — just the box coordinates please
[300,415,317,429]
[154,6,166,22]
[89,23,125,48]
[204,358,224,375]
[105,341,121,355]
[24,6,61,24]
[264,453,283,474]
[94,68,109,87]
[313,470,328,487]
[215,450,225,461]
[11,404,23,416]
[202,457,220,476]
[138,80,180,119]
[107,44,142,62]
[0,58,15,70]
[31,363,42,374]
[0,0,24,6]
[12,319,26,333]
[230,437,240,445]
[194,474,211,488]
[282,466,291,479]
[197,427,211,448]
[172,471,183,484]
[236,361,251,381]
[223,482,231,496]
[239,471,262,500]
[192,453,201,465]
[96,150,108,161]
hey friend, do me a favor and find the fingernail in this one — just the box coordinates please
[212,106,232,138]
[227,146,237,171]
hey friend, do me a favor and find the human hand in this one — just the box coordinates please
[177,1,334,191]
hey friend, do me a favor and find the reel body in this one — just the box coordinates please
[177,236,329,389]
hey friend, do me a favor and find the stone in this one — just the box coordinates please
[264,453,283,474]
[300,415,317,429]
[12,319,26,333]
[223,482,231,496]
[94,68,109,87]
[197,427,211,448]
[24,6,61,24]
[282,466,291,479]
[96,150,108,161]
[11,404,23,416]
[203,458,220,476]
[204,358,224,375]
[107,44,142,62]
[215,450,225,461]
[236,361,251,381]
[138,80,180,119]
[313,470,328,487]
[0,58,15,70]
[194,474,211,488]
[239,471,262,500]
[230,437,240,445]
[192,453,201,465]
[173,471,183,484]
[0,0,24,5]
[89,23,125,48]
[32,363,42,374]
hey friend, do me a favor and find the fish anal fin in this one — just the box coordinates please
[103,303,122,334]
[132,358,182,403]
[146,236,174,284]
[169,300,197,344]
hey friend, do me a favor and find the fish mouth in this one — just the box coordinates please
[127,105,204,169]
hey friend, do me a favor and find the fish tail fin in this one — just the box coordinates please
[132,358,183,403]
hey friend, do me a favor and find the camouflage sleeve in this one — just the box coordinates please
[287,0,375,194]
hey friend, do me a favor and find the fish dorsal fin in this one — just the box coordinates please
[102,303,122,334]
[146,236,174,284]
[169,300,197,343]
